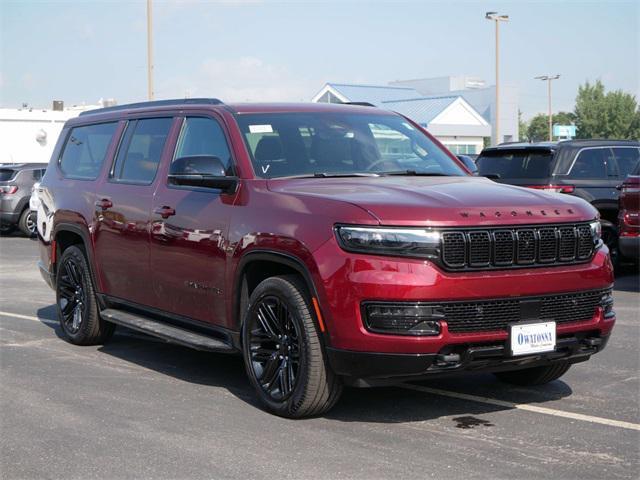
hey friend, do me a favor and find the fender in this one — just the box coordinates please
[232,249,330,343]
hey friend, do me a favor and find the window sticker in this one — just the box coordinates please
[249,124,274,134]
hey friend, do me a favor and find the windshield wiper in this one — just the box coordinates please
[275,172,381,179]
[379,170,451,177]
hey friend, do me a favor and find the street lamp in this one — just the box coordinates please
[535,75,561,141]
[485,12,509,145]
[147,0,154,100]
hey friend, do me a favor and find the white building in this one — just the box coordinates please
[312,83,491,155]
[389,76,519,145]
[0,100,113,164]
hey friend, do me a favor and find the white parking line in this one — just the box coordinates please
[0,311,57,325]
[401,384,640,431]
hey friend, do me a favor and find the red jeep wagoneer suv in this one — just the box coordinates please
[36,99,615,417]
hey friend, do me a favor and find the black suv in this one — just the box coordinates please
[477,140,640,262]
[0,163,47,236]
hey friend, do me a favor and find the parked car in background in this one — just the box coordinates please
[37,99,614,418]
[617,163,639,262]
[0,163,47,236]
[456,154,478,174]
[477,140,640,264]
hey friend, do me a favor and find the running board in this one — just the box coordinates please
[100,308,235,353]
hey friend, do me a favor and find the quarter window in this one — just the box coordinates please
[612,147,640,178]
[174,117,232,173]
[59,122,118,180]
[111,118,173,184]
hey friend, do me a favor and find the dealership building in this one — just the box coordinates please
[312,75,519,153]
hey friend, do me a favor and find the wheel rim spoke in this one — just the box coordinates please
[58,257,84,334]
[249,295,302,401]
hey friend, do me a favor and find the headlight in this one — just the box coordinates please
[589,220,603,248]
[335,226,441,259]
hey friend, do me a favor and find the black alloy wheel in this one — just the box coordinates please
[248,295,302,401]
[55,245,115,345]
[58,255,87,334]
[242,275,342,418]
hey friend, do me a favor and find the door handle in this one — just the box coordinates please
[95,198,113,210]
[153,206,176,219]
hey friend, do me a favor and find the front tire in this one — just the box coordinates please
[56,245,115,345]
[242,275,342,418]
[494,361,571,386]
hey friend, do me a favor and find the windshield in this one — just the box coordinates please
[235,112,466,178]
[477,150,555,179]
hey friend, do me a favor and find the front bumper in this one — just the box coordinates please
[327,331,610,386]
[313,236,615,354]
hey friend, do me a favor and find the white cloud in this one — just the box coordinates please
[157,56,313,102]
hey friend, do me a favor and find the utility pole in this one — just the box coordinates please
[535,75,560,141]
[485,12,509,146]
[147,0,154,100]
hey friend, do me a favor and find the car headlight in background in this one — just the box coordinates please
[335,226,441,259]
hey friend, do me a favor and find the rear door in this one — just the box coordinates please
[148,114,236,327]
[565,147,620,224]
[93,116,178,306]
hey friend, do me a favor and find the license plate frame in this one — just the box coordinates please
[508,321,556,357]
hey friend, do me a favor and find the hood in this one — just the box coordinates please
[267,176,597,227]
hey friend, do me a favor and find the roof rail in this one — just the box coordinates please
[344,101,376,107]
[79,98,224,116]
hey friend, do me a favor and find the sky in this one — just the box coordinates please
[1,0,638,119]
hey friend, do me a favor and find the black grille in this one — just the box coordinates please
[442,232,466,267]
[441,288,610,333]
[441,223,596,270]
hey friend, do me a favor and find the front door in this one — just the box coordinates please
[149,115,236,327]
[93,116,177,306]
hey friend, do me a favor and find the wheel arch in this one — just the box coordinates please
[233,250,327,339]
[53,223,104,305]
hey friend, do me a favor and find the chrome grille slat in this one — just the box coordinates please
[440,223,595,271]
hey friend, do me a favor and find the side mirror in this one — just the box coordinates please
[168,155,239,193]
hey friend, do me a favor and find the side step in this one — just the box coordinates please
[100,309,235,353]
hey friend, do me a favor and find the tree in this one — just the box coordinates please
[574,80,640,139]
[518,110,528,142]
[525,111,577,142]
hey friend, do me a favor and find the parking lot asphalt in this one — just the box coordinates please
[1,234,638,479]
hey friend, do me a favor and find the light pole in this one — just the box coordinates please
[485,11,509,145]
[535,74,560,141]
[147,0,154,100]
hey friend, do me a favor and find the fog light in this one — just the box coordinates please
[364,303,443,336]
[600,293,615,319]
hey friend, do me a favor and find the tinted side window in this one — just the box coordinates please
[613,147,640,178]
[112,118,173,184]
[59,122,118,179]
[174,117,232,172]
[569,148,607,179]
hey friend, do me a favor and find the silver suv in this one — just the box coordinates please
[0,163,47,236]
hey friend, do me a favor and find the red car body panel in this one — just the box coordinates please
[36,101,615,371]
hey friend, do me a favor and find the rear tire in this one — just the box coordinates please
[56,245,115,345]
[242,275,342,418]
[18,208,36,237]
[494,361,571,386]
